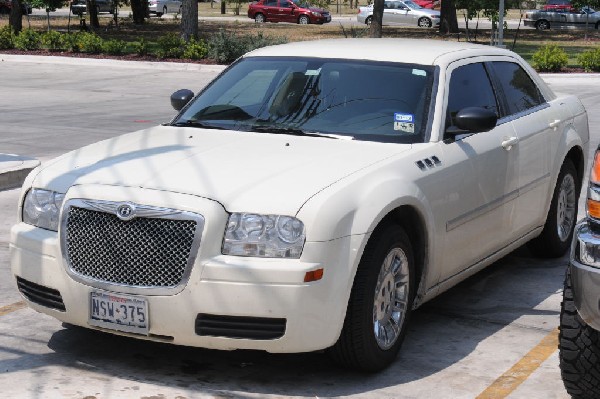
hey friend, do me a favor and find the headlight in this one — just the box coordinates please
[22,188,65,231]
[311,11,321,16]
[223,213,305,258]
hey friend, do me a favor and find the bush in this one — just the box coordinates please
[63,33,81,52]
[0,25,14,50]
[103,39,127,55]
[156,33,185,59]
[208,30,287,64]
[532,44,568,72]
[134,37,148,56]
[182,38,208,60]
[41,31,66,51]
[14,29,41,51]
[578,48,600,72]
[78,32,104,54]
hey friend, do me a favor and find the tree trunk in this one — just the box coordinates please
[181,0,198,42]
[9,0,23,34]
[130,0,147,24]
[86,0,100,29]
[439,0,459,34]
[369,0,383,38]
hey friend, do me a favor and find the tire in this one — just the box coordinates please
[328,224,415,372]
[255,13,265,23]
[536,19,550,30]
[559,268,600,398]
[528,159,578,258]
[365,16,372,26]
[298,15,310,24]
[418,17,432,28]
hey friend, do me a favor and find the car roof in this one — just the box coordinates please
[244,38,518,66]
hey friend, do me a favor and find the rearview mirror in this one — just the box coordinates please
[170,89,194,111]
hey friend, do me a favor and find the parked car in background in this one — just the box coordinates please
[0,0,32,14]
[357,0,440,27]
[247,0,330,24]
[543,0,574,12]
[11,38,588,372]
[560,147,600,398]
[148,0,181,16]
[70,0,113,15]
[524,7,600,30]
[413,0,438,9]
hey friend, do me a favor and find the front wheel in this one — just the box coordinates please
[365,16,372,26]
[559,269,600,398]
[536,19,550,30]
[528,159,578,258]
[298,15,309,24]
[328,224,415,372]
[417,17,432,28]
[254,13,265,23]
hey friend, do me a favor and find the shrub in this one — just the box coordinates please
[134,37,148,56]
[182,38,208,60]
[78,32,104,54]
[156,33,185,59]
[532,44,568,72]
[208,30,287,64]
[0,25,14,50]
[339,24,369,38]
[103,39,127,55]
[14,29,41,51]
[41,31,66,51]
[63,33,81,52]
[578,48,600,72]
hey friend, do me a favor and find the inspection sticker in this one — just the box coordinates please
[394,113,414,133]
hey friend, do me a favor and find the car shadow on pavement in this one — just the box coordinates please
[37,245,566,397]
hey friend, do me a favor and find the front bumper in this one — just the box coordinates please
[569,221,600,331]
[10,187,360,353]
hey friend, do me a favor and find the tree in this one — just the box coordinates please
[29,0,67,31]
[180,0,198,41]
[439,0,458,34]
[85,0,100,29]
[9,0,23,34]
[369,0,384,37]
[130,0,148,24]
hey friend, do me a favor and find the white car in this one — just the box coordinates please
[11,38,588,371]
[148,0,181,16]
[357,0,441,27]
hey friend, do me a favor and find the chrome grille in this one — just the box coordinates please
[62,200,204,294]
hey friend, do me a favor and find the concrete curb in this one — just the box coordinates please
[0,154,40,191]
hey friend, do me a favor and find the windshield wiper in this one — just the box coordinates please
[251,126,352,140]
[171,120,227,130]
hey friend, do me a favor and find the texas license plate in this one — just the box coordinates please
[89,291,149,335]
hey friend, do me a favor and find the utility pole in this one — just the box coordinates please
[498,0,505,47]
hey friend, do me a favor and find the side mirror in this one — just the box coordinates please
[170,89,194,111]
[445,107,498,139]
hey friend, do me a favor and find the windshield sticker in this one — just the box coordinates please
[305,69,321,76]
[394,113,415,133]
[412,69,427,77]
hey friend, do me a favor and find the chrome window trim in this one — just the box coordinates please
[60,198,205,296]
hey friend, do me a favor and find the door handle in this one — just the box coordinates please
[502,136,519,150]
[549,119,562,129]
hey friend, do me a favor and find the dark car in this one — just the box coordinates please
[543,0,574,12]
[70,0,114,15]
[0,0,33,15]
[248,0,331,24]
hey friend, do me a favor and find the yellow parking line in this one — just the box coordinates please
[476,328,559,399]
[0,301,27,317]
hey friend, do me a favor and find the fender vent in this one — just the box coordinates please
[195,314,286,340]
[16,277,66,312]
[416,155,441,171]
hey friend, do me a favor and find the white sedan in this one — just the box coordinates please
[357,0,441,27]
[11,38,588,371]
[148,0,181,16]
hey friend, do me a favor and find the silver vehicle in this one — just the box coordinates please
[524,7,600,30]
[148,0,182,16]
[357,0,440,28]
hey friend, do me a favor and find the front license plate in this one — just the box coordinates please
[89,291,149,335]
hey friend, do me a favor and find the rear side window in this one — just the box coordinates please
[446,62,498,130]
[491,61,544,116]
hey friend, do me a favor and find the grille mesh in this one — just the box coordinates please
[65,206,197,288]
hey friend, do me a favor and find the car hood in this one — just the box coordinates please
[308,6,327,12]
[32,126,411,215]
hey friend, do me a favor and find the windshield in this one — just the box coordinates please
[403,1,422,9]
[292,0,311,7]
[173,57,435,144]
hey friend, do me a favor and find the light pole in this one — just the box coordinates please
[498,0,505,47]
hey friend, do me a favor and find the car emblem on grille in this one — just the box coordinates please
[116,203,136,221]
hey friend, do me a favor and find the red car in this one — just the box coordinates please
[248,0,331,24]
[412,0,438,9]
[543,0,575,12]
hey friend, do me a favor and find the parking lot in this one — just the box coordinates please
[1,54,599,398]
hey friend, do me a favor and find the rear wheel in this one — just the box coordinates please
[298,14,309,24]
[417,17,432,28]
[328,224,415,372]
[536,19,550,30]
[254,13,265,23]
[528,159,578,258]
[559,269,600,398]
[365,16,372,26]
